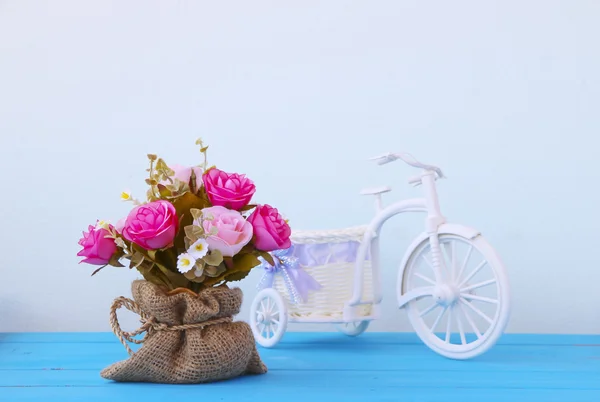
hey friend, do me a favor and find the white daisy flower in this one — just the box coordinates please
[188,239,209,260]
[176,253,196,273]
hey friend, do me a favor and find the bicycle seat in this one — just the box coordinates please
[360,186,391,196]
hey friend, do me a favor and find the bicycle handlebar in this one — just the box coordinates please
[369,152,445,179]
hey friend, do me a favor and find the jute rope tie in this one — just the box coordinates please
[109,296,233,355]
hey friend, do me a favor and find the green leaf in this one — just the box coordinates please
[257,251,275,266]
[235,252,261,270]
[108,252,125,267]
[202,249,223,266]
[137,262,171,289]
[239,204,257,212]
[239,243,256,254]
[129,252,145,269]
[200,146,209,153]
[152,248,177,271]
[156,184,171,198]
[222,269,252,283]
[154,262,191,289]
[91,264,108,276]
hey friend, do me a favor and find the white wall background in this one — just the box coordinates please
[0,0,598,334]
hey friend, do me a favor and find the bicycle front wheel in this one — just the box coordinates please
[399,232,510,359]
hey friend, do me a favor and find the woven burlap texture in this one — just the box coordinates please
[101,280,267,383]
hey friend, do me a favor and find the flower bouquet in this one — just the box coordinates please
[77,139,291,384]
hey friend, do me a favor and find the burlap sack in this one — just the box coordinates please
[101,280,267,383]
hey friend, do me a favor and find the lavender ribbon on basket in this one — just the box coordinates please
[257,247,322,304]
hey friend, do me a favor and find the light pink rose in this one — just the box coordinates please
[200,206,253,257]
[247,204,291,252]
[114,217,126,234]
[77,224,118,265]
[122,200,179,250]
[169,164,204,189]
[202,168,255,210]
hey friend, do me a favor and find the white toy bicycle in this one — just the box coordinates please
[250,152,510,359]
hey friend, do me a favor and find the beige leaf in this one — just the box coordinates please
[204,263,226,278]
[190,208,203,220]
[202,250,223,266]
[184,225,203,243]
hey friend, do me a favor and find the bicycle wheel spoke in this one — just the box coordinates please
[258,323,265,335]
[457,245,473,283]
[430,306,447,333]
[445,307,453,343]
[260,300,266,314]
[420,302,439,317]
[271,319,280,327]
[461,279,496,293]
[266,323,272,338]
[450,241,457,280]
[459,303,482,338]
[422,254,434,271]
[459,260,487,288]
[415,273,436,285]
[456,306,466,345]
[461,293,498,304]
[460,297,493,324]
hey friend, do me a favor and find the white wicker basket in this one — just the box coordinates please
[272,226,374,322]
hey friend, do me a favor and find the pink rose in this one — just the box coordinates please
[202,168,255,210]
[168,164,204,189]
[77,224,118,265]
[247,204,291,252]
[122,200,179,250]
[200,206,253,257]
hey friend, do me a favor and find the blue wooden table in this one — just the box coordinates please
[1,332,599,401]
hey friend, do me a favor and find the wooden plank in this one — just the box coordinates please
[1,342,598,372]
[0,368,598,389]
[1,332,599,346]
[1,333,599,401]
[1,386,599,402]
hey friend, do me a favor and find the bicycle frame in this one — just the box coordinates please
[346,171,447,312]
